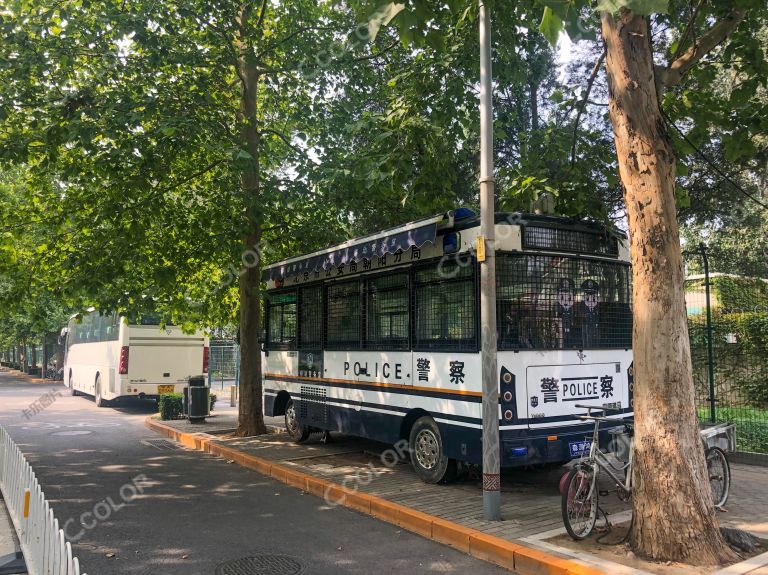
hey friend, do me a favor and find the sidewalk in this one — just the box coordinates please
[0,496,25,575]
[148,412,768,574]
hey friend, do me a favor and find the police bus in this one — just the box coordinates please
[261,209,633,483]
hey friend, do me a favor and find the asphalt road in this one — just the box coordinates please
[0,372,507,575]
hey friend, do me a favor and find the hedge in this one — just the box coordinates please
[158,392,218,420]
[686,276,768,311]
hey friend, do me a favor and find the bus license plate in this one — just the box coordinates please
[158,385,175,395]
[569,440,591,458]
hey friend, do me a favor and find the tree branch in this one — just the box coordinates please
[670,0,704,63]
[260,128,305,156]
[255,25,339,60]
[570,48,606,167]
[255,0,269,33]
[259,39,398,77]
[655,8,747,88]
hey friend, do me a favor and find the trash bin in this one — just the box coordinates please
[187,375,209,424]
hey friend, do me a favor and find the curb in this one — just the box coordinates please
[145,417,607,575]
[0,369,54,385]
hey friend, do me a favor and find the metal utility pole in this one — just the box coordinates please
[478,0,501,521]
[699,243,716,424]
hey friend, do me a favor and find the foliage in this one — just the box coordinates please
[712,277,768,311]
[682,205,768,279]
[0,167,71,350]
[689,309,768,353]
[698,407,768,453]
[331,0,625,231]
[690,308,768,406]
[158,393,184,421]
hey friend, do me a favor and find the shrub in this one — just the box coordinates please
[159,393,184,420]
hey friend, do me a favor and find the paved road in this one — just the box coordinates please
[0,372,507,575]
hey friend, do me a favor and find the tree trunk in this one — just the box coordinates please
[528,80,538,131]
[235,9,267,438]
[601,11,736,565]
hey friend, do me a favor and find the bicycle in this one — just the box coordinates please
[561,404,632,540]
[561,404,731,540]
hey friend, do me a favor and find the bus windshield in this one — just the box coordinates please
[496,253,632,350]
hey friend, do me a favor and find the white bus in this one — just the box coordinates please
[261,210,633,483]
[63,310,209,407]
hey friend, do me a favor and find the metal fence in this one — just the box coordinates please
[207,344,240,390]
[0,424,88,575]
[686,256,768,455]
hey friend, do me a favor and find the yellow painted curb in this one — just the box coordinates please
[145,417,607,575]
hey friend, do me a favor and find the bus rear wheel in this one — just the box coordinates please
[285,399,310,443]
[409,416,456,484]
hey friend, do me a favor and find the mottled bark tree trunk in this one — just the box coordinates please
[601,11,736,564]
[235,5,267,437]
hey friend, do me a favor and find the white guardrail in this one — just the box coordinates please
[0,424,88,575]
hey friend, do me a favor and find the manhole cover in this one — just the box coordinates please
[141,438,182,451]
[215,555,304,575]
[51,430,92,436]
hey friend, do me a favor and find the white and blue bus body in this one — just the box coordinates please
[262,210,633,482]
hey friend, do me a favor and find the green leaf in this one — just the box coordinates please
[366,2,405,42]
[674,185,691,208]
[539,6,563,46]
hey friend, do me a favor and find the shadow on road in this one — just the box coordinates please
[109,398,159,415]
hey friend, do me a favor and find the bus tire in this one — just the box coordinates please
[409,416,456,484]
[69,372,79,396]
[94,374,108,408]
[285,399,309,443]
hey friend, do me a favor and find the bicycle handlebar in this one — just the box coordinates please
[577,414,619,422]
[574,404,623,412]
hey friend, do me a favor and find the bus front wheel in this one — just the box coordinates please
[68,372,78,396]
[94,375,108,408]
[285,399,310,443]
[409,416,456,484]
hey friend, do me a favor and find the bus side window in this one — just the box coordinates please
[265,291,297,350]
[413,257,476,351]
[326,280,362,349]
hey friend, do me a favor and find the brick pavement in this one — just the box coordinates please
[156,413,768,542]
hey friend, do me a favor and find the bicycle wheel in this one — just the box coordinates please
[561,463,599,540]
[706,447,730,508]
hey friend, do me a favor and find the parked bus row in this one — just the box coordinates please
[59,209,633,485]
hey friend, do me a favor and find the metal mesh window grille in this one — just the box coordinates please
[366,273,409,350]
[496,254,632,350]
[299,286,323,349]
[414,258,477,351]
[326,280,362,349]
[266,292,297,350]
[523,226,619,257]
